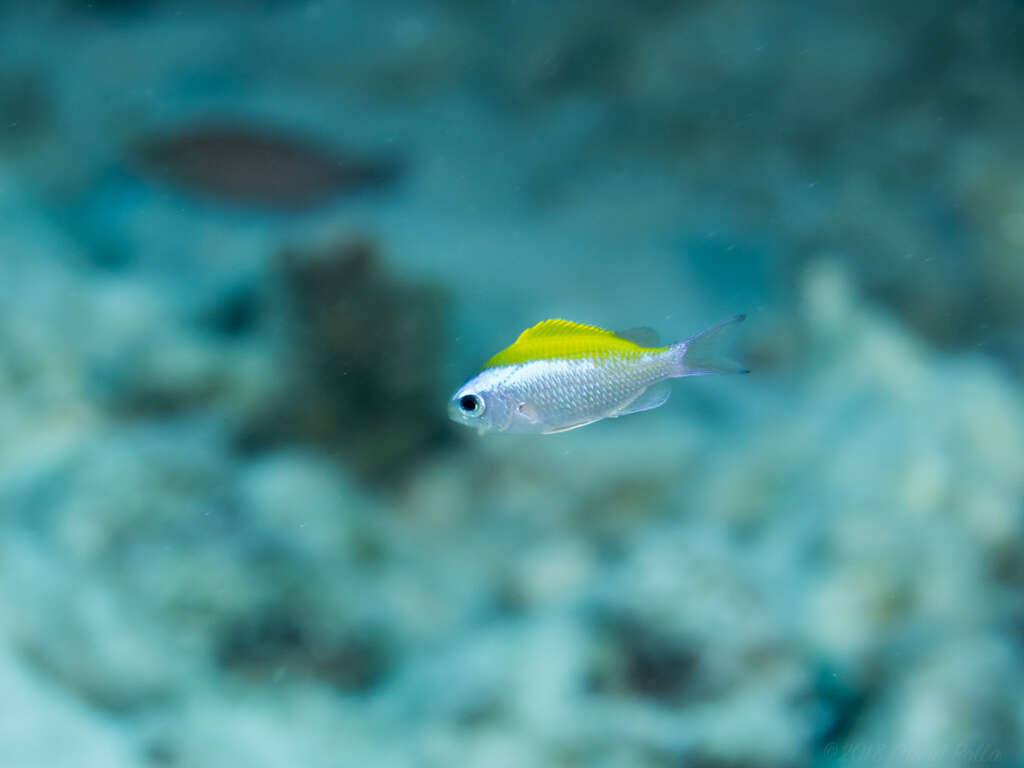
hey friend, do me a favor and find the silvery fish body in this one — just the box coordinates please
[448,315,746,435]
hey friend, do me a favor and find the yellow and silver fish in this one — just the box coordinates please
[449,315,748,434]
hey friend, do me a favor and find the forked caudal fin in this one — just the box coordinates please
[671,314,750,377]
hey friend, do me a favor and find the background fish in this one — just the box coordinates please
[135,122,402,210]
[449,315,748,434]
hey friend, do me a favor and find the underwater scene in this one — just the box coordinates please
[1,1,1023,766]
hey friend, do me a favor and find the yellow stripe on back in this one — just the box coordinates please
[484,318,665,367]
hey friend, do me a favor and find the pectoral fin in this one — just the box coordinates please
[517,402,540,424]
[608,381,672,418]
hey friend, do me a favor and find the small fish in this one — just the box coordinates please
[136,122,401,210]
[449,315,748,434]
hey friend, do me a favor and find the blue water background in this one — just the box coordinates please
[0,1,1022,766]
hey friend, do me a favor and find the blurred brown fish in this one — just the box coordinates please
[135,122,401,209]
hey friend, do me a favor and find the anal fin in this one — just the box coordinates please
[542,381,672,433]
[608,381,671,418]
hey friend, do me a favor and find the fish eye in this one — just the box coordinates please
[459,393,484,416]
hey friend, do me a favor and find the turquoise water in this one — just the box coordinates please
[1,1,1022,766]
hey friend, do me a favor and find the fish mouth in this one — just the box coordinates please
[447,398,472,427]
[448,397,491,433]
[446,399,462,423]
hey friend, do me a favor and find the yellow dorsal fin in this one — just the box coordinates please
[484,318,663,368]
[514,318,617,342]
